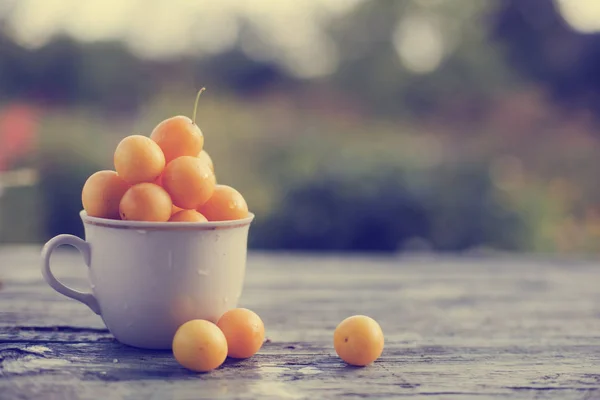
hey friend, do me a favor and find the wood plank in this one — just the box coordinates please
[1,248,600,399]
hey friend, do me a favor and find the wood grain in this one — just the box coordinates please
[1,247,599,399]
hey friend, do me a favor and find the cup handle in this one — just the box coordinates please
[41,234,101,315]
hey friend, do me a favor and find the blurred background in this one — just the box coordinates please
[1,0,600,254]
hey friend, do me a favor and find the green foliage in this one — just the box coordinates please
[329,0,517,118]
[251,158,527,252]
[0,185,43,243]
[34,109,116,240]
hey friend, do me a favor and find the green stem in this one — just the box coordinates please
[192,87,206,125]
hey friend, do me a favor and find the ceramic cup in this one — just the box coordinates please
[41,210,254,349]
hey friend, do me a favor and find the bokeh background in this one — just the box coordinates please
[1,0,600,254]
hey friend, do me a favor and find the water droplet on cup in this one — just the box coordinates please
[167,251,173,270]
[197,269,209,276]
[222,297,229,304]
[136,230,147,235]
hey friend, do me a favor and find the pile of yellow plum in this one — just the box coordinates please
[173,310,384,372]
[173,308,266,372]
[81,89,248,223]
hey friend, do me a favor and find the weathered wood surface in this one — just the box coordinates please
[1,246,600,399]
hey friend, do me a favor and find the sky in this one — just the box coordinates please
[555,0,600,34]
[1,0,362,78]
[1,0,599,78]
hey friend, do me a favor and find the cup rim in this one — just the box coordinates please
[80,210,255,231]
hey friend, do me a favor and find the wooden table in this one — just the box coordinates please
[1,247,599,399]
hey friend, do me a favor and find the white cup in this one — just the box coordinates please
[41,210,254,349]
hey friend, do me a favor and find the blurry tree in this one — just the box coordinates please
[1,0,597,252]
[492,0,600,116]
[197,49,293,96]
[0,35,81,103]
[329,0,516,119]
[38,148,99,240]
[252,168,429,252]
[1,0,599,120]
[251,159,527,253]
[78,42,155,113]
[0,32,156,112]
